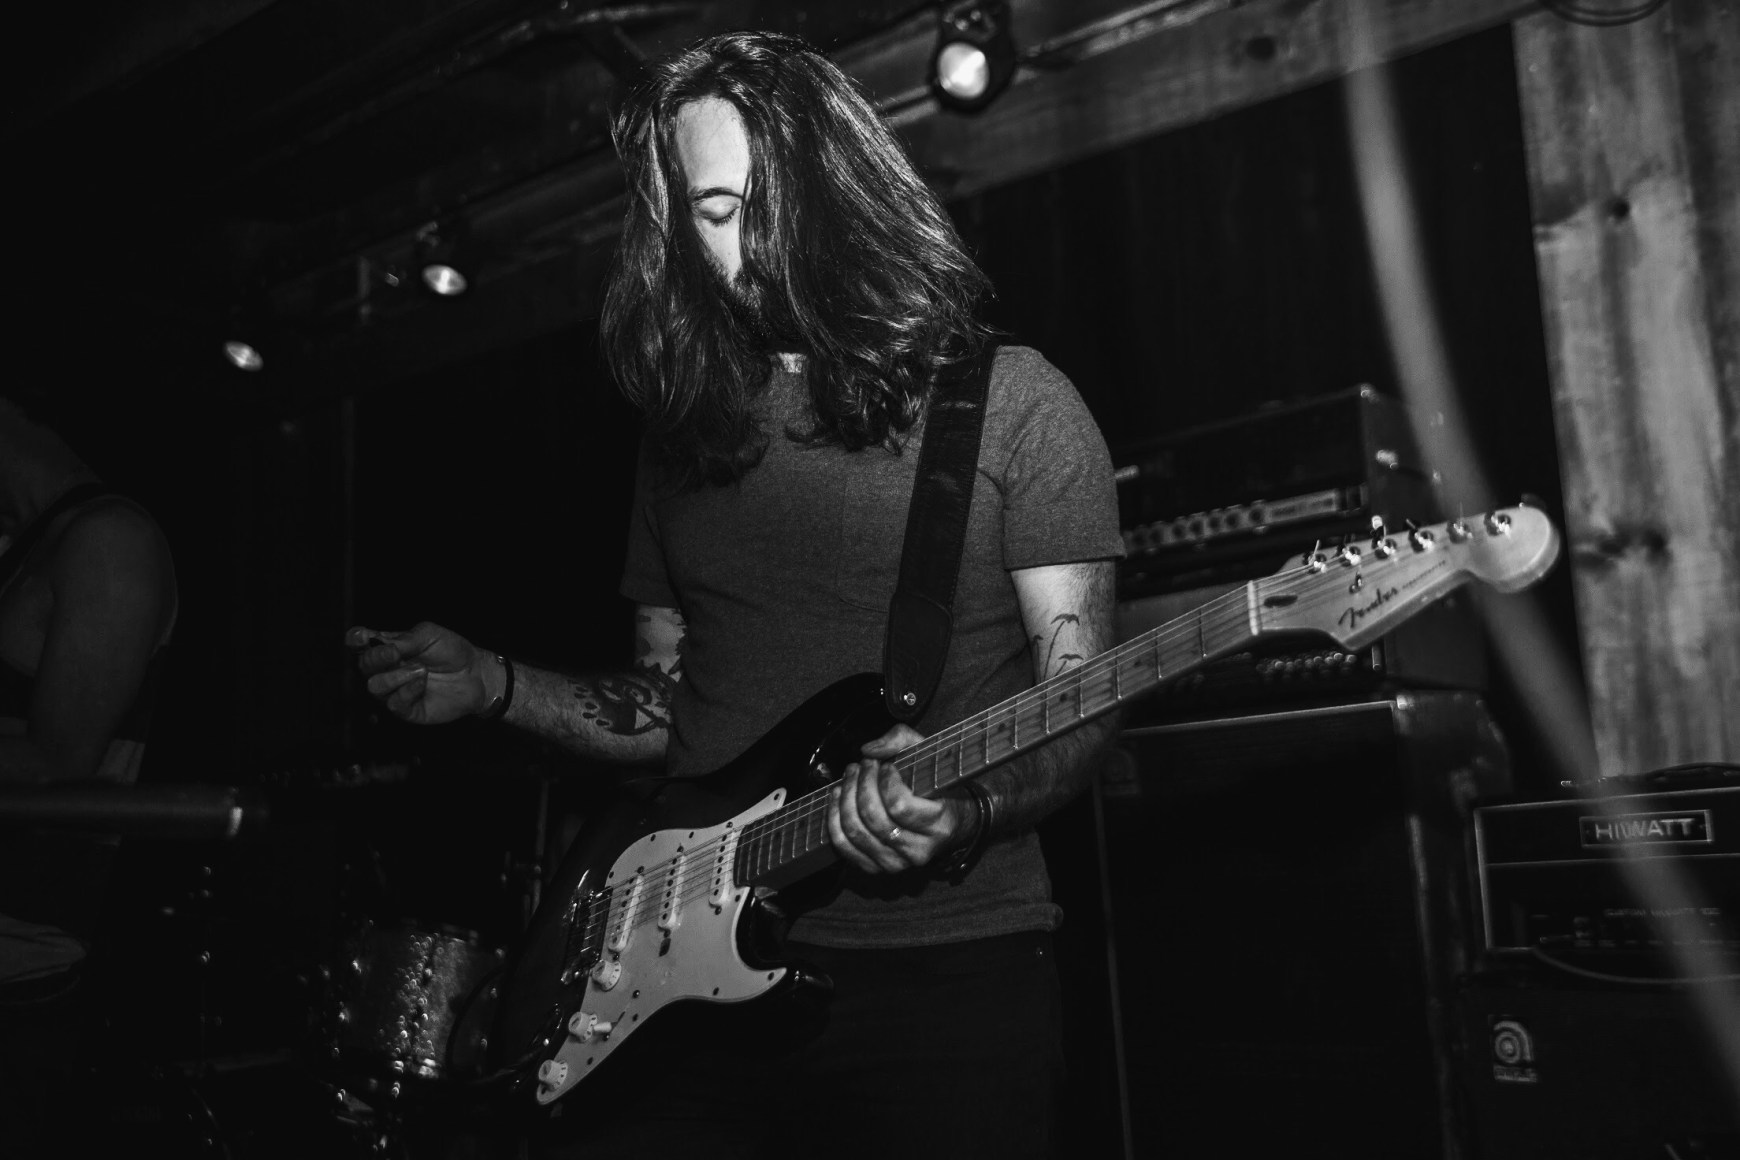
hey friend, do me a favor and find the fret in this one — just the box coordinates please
[1112,655,1122,702]
[1012,696,1021,751]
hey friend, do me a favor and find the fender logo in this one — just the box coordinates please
[1338,584,1399,630]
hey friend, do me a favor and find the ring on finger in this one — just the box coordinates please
[885,825,902,844]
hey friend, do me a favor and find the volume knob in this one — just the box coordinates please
[537,1059,569,1090]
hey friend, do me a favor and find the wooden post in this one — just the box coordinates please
[1513,0,1740,779]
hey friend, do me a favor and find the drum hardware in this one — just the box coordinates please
[318,919,505,1100]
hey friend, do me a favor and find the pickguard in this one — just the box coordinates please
[532,787,791,1103]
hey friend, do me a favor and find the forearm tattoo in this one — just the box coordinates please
[573,664,677,737]
[1033,611,1085,677]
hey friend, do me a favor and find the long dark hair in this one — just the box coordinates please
[600,31,993,487]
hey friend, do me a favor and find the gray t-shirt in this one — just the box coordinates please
[620,345,1123,947]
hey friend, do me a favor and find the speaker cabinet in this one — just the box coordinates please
[1454,977,1739,1159]
[1100,693,1510,1159]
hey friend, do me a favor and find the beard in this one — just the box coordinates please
[710,259,801,354]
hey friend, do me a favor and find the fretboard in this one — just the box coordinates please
[733,581,1261,886]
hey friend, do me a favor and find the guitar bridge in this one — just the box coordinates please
[558,888,608,985]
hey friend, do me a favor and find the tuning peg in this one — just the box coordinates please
[1447,519,1471,542]
[1302,540,1326,573]
[1484,511,1512,535]
[1407,521,1436,551]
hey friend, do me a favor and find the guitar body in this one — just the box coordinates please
[486,672,893,1105]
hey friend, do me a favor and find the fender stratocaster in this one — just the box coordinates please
[487,504,1561,1106]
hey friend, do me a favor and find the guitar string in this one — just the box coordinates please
[583,577,1263,940]
[587,562,1347,939]
[585,545,1467,941]
[722,548,1422,859]
[579,534,1493,945]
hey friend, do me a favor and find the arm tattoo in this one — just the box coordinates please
[1033,611,1084,677]
[572,663,677,737]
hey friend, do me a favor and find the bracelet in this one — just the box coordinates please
[477,653,515,722]
[937,779,996,878]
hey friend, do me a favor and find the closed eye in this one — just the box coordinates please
[691,190,741,226]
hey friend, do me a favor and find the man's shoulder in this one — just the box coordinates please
[47,498,174,587]
[989,343,1057,379]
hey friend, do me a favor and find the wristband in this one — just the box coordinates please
[937,779,996,878]
[477,653,515,722]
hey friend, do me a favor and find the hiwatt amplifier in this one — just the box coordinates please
[1473,764,1740,976]
[1460,765,1740,1158]
[1111,387,1481,719]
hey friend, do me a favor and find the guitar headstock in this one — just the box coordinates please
[1253,504,1561,651]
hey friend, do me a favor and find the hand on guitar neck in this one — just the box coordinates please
[827,722,980,874]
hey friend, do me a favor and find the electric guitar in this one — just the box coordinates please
[486,504,1561,1105]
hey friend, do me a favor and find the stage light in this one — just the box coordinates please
[221,298,272,373]
[223,339,264,372]
[415,220,471,297]
[930,1,1017,113]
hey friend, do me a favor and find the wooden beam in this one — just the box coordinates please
[5,0,278,137]
[1513,0,1740,779]
[894,0,1535,198]
[270,0,1540,393]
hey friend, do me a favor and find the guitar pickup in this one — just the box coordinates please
[605,872,644,954]
[709,827,742,910]
[656,850,688,933]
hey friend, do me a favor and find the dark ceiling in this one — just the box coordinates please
[7,1,952,400]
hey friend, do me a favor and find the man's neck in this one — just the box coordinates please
[774,352,806,373]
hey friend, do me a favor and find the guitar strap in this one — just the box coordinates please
[883,344,997,723]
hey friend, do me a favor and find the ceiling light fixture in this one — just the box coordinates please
[220,298,272,373]
[930,1,1018,114]
[415,219,472,297]
[223,339,265,372]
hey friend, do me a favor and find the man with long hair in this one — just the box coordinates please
[351,31,1121,1158]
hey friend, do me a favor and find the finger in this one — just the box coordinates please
[385,670,429,715]
[366,666,425,699]
[835,763,900,872]
[852,762,908,872]
[827,784,879,874]
[874,763,945,832]
[356,643,410,676]
[860,723,925,759]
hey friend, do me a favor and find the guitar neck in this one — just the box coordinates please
[735,582,1262,885]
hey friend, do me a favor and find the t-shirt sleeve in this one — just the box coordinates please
[619,441,680,608]
[991,347,1126,570]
